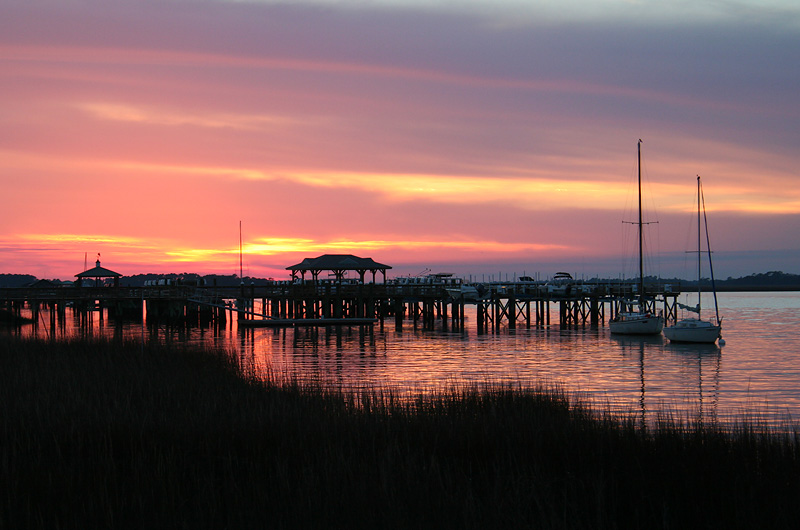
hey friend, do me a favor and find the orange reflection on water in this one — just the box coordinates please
[7,293,800,430]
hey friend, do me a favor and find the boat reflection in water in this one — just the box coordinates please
[612,334,721,428]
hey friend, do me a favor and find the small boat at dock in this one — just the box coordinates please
[444,283,481,302]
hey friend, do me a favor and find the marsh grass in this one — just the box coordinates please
[2,336,799,529]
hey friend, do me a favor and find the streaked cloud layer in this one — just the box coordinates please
[1,0,798,280]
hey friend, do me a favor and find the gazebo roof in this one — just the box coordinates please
[75,260,122,278]
[286,254,391,272]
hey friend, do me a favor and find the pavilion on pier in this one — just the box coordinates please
[75,257,122,287]
[286,254,391,284]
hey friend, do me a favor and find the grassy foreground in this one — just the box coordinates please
[1,336,799,529]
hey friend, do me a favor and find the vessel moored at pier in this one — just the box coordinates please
[663,176,723,344]
[610,140,664,336]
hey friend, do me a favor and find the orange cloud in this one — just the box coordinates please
[248,238,570,255]
[76,102,305,131]
[5,146,799,217]
[17,233,144,245]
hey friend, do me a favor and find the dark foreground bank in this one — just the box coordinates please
[1,336,798,529]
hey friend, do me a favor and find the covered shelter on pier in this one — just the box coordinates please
[75,258,122,287]
[286,254,391,284]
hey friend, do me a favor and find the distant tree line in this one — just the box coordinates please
[714,271,800,291]
[0,272,279,288]
[119,273,276,288]
[0,274,37,288]
[637,271,800,291]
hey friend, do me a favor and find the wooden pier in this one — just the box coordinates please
[1,280,680,334]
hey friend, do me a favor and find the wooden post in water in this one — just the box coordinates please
[508,292,516,330]
[492,294,500,332]
[425,299,435,330]
[394,298,404,331]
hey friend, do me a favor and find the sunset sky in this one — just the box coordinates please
[2,0,799,281]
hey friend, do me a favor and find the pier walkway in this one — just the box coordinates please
[2,280,681,333]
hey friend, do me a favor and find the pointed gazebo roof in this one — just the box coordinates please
[76,259,122,279]
[75,257,122,287]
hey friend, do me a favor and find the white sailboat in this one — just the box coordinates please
[664,176,723,344]
[610,140,664,335]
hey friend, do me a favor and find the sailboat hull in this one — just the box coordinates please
[609,314,664,335]
[663,318,720,343]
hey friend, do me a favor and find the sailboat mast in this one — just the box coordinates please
[700,176,721,326]
[696,176,702,317]
[638,140,644,299]
[239,220,243,281]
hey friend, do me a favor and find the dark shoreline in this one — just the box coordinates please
[691,286,800,292]
[2,336,799,529]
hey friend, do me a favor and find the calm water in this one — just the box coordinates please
[6,291,800,427]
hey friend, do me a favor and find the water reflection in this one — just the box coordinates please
[611,336,652,426]
[667,342,722,427]
[613,335,722,428]
[4,292,800,429]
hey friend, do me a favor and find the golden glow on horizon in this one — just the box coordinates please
[164,237,572,263]
[3,232,576,273]
[164,249,232,262]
